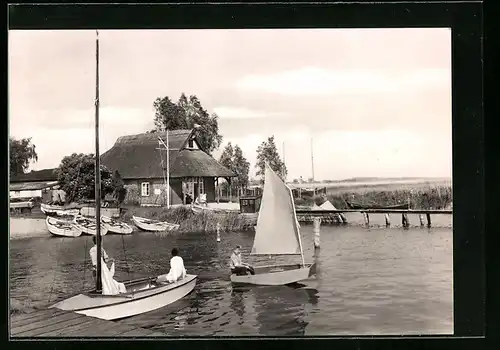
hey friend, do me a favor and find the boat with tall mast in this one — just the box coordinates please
[49,31,197,321]
[230,163,316,285]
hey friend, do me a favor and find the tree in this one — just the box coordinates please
[233,145,250,190]
[219,143,250,193]
[10,137,38,177]
[56,153,120,203]
[255,136,287,183]
[152,93,223,155]
[111,170,127,205]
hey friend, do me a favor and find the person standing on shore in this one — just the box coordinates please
[157,248,187,283]
[229,245,255,276]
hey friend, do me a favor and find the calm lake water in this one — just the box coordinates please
[9,213,453,336]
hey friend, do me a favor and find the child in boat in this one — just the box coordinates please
[156,248,187,283]
[230,245,255,276]
[89,236,114,280]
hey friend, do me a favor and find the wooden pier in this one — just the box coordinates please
[296,209,452,227]
[10,309,165,338]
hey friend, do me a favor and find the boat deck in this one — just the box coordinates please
[10,308,165,338]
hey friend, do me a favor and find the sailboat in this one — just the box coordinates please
[49,31,197,321]
[230,163,316,285]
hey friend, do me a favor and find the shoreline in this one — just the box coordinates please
[10,185,452,236]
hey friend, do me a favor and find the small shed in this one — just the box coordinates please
[239,196,262,214]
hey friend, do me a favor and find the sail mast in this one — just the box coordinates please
[289,185,305,267]
[166,130,170,209]
[94,30,102,293]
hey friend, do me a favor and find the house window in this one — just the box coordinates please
[188,139,194,148]
[141,182,150,197]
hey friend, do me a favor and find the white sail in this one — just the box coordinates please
[311,203,322,211]
[251,163,301,255]
[319,200,337,210]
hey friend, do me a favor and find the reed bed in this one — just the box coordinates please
[121,206,253,234]
[295,183,452,210]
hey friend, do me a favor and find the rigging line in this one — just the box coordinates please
[47,235,66,303]
[121,234,131,281]
[83,235,88,290]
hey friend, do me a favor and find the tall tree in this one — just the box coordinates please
[233,145,250,190]
[9,137,38,177]
[219,142,234,170]
[219,143,250,193]
[255,136,287,183]
[56,153,122,203]
[152,93,223,154]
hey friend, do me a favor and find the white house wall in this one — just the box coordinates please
[10,190,42,199]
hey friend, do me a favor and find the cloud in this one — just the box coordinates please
[215,128,450,181]
[236,67,450,95]
[213,106,289,120]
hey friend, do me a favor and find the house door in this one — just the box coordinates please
[193,183,199,202]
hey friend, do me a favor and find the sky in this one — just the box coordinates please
[9,29,452,181]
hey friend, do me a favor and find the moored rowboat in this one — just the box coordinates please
[41,203,81,216]
[132,215,180,232]
[345,200,410,210]
[101,215,133,235]
[45,216,82,238]
[73,215,108,236]
[50,274,197,320]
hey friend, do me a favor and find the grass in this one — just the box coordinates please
[294,182,452,210]
[120,205,254,234]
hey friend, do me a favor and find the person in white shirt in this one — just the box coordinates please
[89,236,114,280]
[156,248,187,283]
[229,245,255,275]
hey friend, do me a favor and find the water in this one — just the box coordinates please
[9,214,453,336]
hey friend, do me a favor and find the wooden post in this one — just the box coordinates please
[183,180,186,205]
[339,213,347,224]
[419,214,425,227]
[402,213,409,228]
[385,213,391,227]
[229,180,232,203]
[363,212,370,226]
[426,213,432,228]
[313,217,321,249]
[216,222,221,242]
[216,178,219,204]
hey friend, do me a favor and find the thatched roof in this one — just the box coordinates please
[11,168,58,183]
[100,129,235,179]
[10,181,59,191]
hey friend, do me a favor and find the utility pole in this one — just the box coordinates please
[310,137,315,195]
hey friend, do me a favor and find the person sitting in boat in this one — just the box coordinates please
[89,236,114,280]
[230,245,255,276]
[156,248,187,283]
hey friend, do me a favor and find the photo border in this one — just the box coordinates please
[5,1,487,349]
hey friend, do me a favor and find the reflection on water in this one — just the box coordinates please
[9,216,453,336]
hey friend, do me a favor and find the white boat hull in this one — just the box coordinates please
[50,274,197,320]
[132,216,179,232]
[41,203,80,217]
[101,216,133,235]
[230,263,316,286]
[74,216,108,236]
[46,217,82,238]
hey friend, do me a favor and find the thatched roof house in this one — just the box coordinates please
[100,129,235,206]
